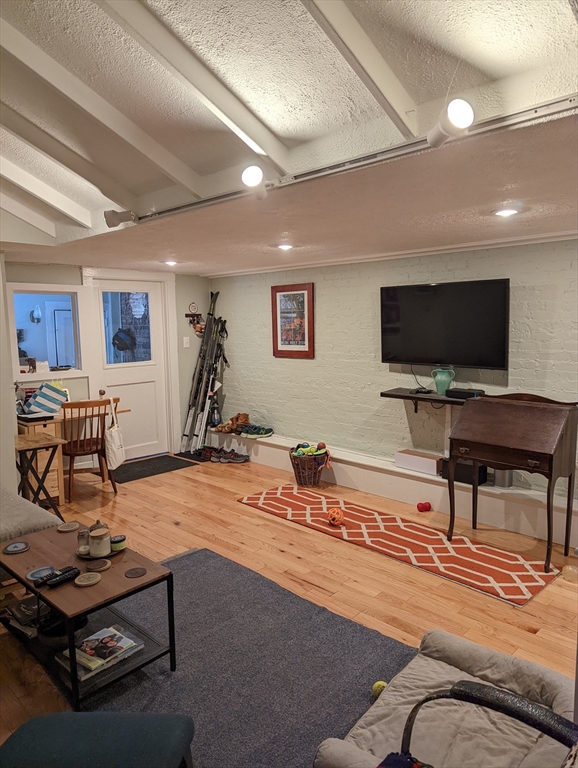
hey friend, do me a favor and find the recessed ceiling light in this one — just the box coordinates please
[494,209,519,217]
[278,244,293,251]
[165,260,177,265]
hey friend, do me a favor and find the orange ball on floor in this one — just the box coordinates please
[327,507,344,526]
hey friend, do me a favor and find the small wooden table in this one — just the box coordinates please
[0,526,176,710]
[15,433,68,521]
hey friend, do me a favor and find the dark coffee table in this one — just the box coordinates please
[0,526,176,710]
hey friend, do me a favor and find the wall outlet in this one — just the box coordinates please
[183,336,190,349]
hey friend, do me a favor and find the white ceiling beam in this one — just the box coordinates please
[0,192,56,237]
[100,0,290,173]
[0,21,204,199]
[302,0,417,139]
[0,157,92,227]
[1,104,137,211]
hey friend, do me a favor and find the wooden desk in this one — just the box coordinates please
[14,433,67,521]
[447,398,577,572]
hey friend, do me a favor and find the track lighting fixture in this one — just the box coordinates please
[104,209,139,228]
[241,165,268,200]
[426,98,475,148]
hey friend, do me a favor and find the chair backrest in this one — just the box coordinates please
[62,398,120,454]
[481,392,578,407]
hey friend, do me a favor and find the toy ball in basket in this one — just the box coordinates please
[289,441,331,487]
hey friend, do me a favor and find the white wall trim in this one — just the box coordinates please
[207,431,577,548]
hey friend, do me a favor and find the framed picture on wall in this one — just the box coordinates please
[271,283,314,359]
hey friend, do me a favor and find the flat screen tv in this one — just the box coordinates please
[380,278,509,370]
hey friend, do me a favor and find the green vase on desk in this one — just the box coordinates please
[431,367,455,395]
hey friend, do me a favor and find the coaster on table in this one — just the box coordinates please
[3,542,30,554]
[57,522,79,532]
[75,572,101,587]
[27,566,55,581]
[125,567,147,579]
[86,559,111,572]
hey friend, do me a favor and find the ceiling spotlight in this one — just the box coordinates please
[494,209,519,217]
[426,98,475,148]
[104,209,138,228]
[165,260,177,265]
[278,244,293,251]
[241,166,264,188]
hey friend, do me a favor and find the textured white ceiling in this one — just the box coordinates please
[4,116,576,276]
[348,0,578,102]
[0,0,576,255]
[0,128,112,210]
[145,0,387,143]
[0,0,250,173]
[0,51,172,196]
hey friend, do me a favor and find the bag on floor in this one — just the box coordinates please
[105,398,125,470]
[24,382,68,414]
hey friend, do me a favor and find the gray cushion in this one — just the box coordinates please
[1,487,59,582]
[314,629,573,768]
[0,487,59,542]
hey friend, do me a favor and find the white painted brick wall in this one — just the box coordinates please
[210,239,578,492]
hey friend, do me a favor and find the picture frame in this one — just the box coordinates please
[271,283,314,359]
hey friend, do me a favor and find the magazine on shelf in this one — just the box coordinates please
[56,626,144,681]
[63,626,137,671]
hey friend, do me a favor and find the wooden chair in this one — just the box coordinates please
[62,398,120,502]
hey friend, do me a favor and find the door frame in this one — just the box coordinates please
[7,269,181,455]
[82,268,180,455]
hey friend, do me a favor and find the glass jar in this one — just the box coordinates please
[89,528,111,558]
[77,528,90,556]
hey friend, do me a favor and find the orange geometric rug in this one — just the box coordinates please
[239,485,559,606]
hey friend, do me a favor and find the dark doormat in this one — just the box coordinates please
[110,455,198,483]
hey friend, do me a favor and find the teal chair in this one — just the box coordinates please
[0,712,195,768]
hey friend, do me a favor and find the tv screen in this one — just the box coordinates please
[380,278,509,370]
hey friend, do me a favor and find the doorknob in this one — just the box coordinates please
[99,389,106,396]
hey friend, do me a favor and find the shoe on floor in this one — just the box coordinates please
[240,425,274,439]
[209,447,227,462]
[219,450,250,464]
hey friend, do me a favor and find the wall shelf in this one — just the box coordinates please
[380,387,466,413]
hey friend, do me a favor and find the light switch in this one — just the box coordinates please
[183,336,190,349]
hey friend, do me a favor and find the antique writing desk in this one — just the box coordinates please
[447,396,577,572]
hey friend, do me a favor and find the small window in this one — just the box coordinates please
[13,292,80,373]
[102,291,151,365]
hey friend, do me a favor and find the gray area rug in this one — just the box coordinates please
[89,549,417,768]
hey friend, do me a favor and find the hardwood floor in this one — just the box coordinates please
[1,459,576,742]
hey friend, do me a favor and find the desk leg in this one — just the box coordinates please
[167,574,176,672]
[447,457,456,541]
[565,472,574,558]
[545,478,555,573]
[67,618,81,711]
[472,460,479,530]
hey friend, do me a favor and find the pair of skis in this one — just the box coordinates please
[180,292,228,454]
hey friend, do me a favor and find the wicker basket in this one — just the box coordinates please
[289,449,330,487]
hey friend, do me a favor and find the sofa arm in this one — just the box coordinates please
[313,738,383,768]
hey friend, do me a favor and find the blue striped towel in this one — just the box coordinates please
[24,382,68,414]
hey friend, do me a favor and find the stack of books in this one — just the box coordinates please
[0,596,51,638]
[55,625,144,682]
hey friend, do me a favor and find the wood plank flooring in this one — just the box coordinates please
[1,459,576,742]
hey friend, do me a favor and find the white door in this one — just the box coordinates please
[92,280,169,460]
